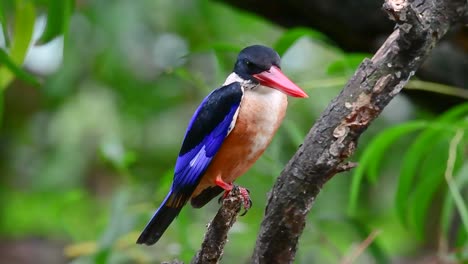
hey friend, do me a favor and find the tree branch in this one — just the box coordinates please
[251,0,467,263]
[191,187,243,264]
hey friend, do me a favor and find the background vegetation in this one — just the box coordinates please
[0,0,466,263]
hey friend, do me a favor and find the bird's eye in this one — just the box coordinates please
[245,60,257,70]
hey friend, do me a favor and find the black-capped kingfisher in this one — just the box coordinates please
[137,45,308,245]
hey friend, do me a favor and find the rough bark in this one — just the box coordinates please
[191,187,243,264]
[251,0,467,263]
[220,0,468,110]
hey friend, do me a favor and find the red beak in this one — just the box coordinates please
[253,66,308,98]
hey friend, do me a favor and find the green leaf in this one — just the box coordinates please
[0,0,35,90]
[348,121,427,214]
[0,48,40,86]
[38,0,74,44]
[441,163,468,236]
[10,0,35,63]
[0,0,15,48]
[274,27,331,56]
[366,121,428,183]
[441,145,468,245]
[0,92,3,126]
[407,135,450,240]
[396,103,468,225]
[410,128,466,241]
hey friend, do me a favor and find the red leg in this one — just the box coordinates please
[215,176,233,191]
[215,175,235,200]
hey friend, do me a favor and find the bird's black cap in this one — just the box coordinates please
[233,45,281,82]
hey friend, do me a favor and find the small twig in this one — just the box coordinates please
[340,230,381,264]
[298,78,468,100]
[444,129,468,233]
[335,162,358,173]
[405,80,468,99]
[191,187,243,264]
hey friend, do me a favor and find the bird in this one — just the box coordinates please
[137,45,308,246]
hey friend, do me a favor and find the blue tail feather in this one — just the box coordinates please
[136,191,183,245]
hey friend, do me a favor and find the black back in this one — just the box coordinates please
[178,82,243,156]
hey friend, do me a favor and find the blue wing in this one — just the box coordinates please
[169,82,243,206]
[136,82,243,245]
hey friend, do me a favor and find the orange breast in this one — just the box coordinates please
[192,87,288,197]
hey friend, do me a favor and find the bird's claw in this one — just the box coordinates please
[218,185,252,216]
[238,186,252,216]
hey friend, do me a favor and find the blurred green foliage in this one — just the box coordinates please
[0,0,466,263]
[350,104,468,245]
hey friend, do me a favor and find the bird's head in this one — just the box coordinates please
[232,45,308,98]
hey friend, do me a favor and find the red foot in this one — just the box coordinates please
[237,186,252,215]
[217,185,252,216]
[215,176,252,215]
